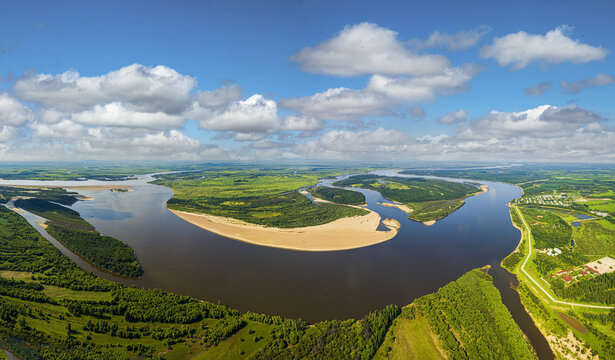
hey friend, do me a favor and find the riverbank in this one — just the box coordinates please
[169,208,399,251]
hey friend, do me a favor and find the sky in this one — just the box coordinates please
[1,0,614,163]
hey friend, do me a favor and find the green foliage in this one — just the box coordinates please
[574,220,615,258]
[552,272,615,304]
[0,206,114,291]
[14,198,93,230]
[15,197,141,277]
[253,305,400,360]
[520,207,572,249]
[416,269,535,359]
[202,317,246,346]
[308,186,365,205]
[46,224,142,278]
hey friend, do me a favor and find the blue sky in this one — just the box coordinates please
[1,0,614,162]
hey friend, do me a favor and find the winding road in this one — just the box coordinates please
[515,205,614,310]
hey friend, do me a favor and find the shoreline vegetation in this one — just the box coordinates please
[170,208,399,251]
[334,175,489,225]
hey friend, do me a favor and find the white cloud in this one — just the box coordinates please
[197,83,243,108]
[281,64,478,120]
[280,87,391,121]
[437,110,467,124]
[366,64,479,101]
[413,26,491,51]
[281,115,325,131]
[0,126,18,142]
[481,26,609,69]
[457,104,602,139]
[291,22,450,77]
[0,93,30,126]
[71,102,185,129]
[192,94,281,132]
[524,81,553,96]
[295,127,410,155]
[560,73,615,94]
[14,64,196,113]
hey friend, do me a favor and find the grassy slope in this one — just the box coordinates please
[156,168,373,228]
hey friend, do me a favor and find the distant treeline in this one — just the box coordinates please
[308,186,365,205]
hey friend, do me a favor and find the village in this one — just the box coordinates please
[551,256,615,284]
[518,194,570,207]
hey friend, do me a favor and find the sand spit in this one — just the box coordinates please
[382,218,401,229]
[422,220,436,226]
[35,221,48,229]
[169,209,399,252]
[73,194,94,201]
[378,202,413,214]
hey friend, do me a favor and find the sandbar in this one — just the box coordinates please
[378,202,413,213]
[35,221,48,229]
[422,220,436,226]
[73,194,94,201]
[169,209,399,252]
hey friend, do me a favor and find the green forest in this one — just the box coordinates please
[307,186,365,205]
[13,198,142,278]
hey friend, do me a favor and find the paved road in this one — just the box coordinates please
[515,206,614,310]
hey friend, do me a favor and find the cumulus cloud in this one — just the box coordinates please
[295,127,410,156]
[71,102,185,129]
[14,64,196,113]
[197,83,243,108]
[291,23,450,77]
[192,94,281,132]
[457,104,602,139]
[0,93,30,126]
[560,73,615,94]
[413,26,491,51]
[281,64,478,120]
[524,81,553,96]
[281,115,325,131]
[481,26,609,69]
[437,110,467,124]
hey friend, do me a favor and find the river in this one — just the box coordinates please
[1,170,553,359]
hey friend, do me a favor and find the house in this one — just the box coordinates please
[562,275,573,283]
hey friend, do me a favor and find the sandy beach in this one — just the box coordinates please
[378,202,413,213]
[422,220,436,226]
[169,209,399,251]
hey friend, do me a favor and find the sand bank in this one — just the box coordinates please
[422,220,436,226]
[73,194,94,201]
[35,221,48,229]
[382,218,401,229]
[61,185,134,191]
[169,209,399,251]
[378,202,413,214]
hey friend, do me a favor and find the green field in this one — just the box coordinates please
[155,167,375,228]
[333,175,480,222]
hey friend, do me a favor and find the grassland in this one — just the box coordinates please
[155,167,376,228]
[333,175,481,222]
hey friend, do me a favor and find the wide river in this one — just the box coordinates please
[2,170,553,358]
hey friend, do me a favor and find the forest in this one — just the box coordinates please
[13,197,141,278]
[307,186,365,205]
